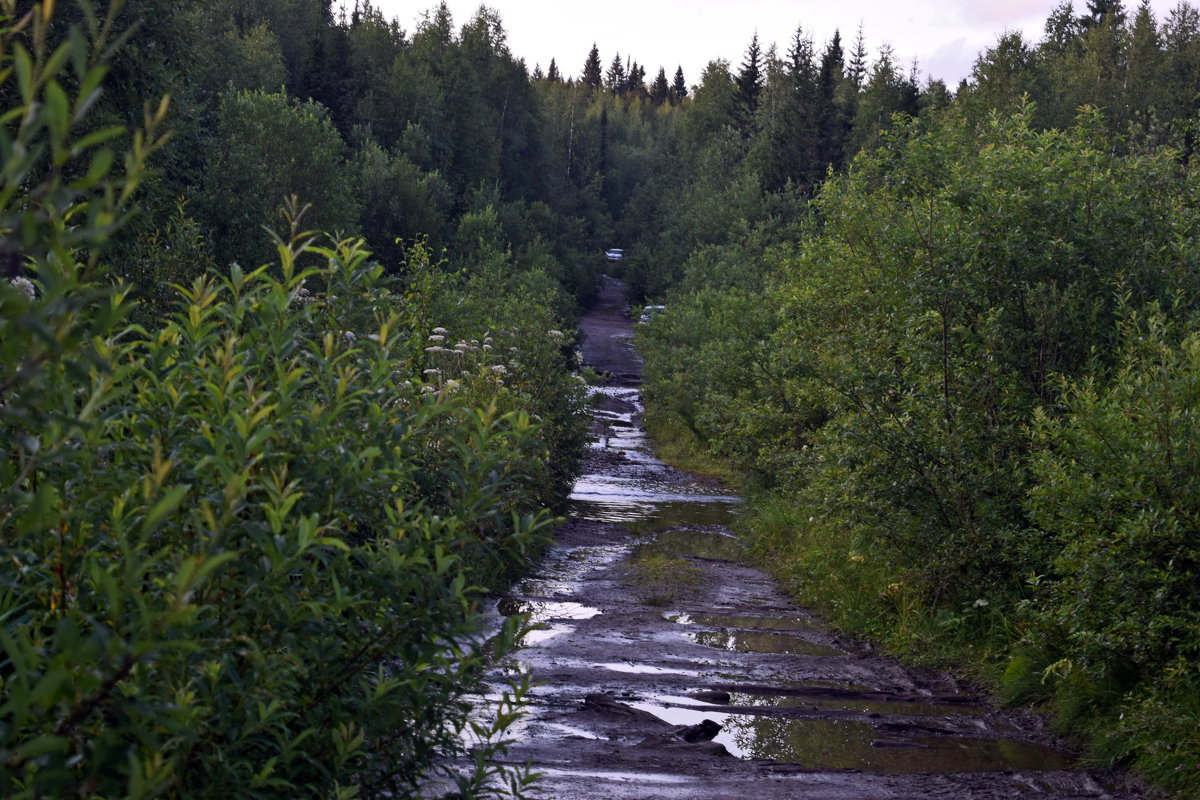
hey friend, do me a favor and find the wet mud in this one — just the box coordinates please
[478,275,1148,799]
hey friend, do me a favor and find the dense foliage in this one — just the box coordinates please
[631,3,1200,797]
[1,2,588,797]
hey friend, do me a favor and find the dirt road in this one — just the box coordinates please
[480,275,1146,799]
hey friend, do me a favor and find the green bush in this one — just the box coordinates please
[2,222,556,798]
[1026,307,1200,790]
[640,102,1200,791]
[1,8,582,797]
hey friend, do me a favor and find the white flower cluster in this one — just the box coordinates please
[421,326,518,394]
[9,276,35,300]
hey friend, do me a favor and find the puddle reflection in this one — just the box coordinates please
[726,691,986,718]
[688,630,844,657]
[668,612,819,631]
[498,597,602,622]
[521,623,573,646]
[642,529,746,561]
[632,698,1070,773]
[571,498,740,526]
[597,662,703,676]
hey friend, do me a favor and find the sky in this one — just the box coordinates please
[369,0,1188,88]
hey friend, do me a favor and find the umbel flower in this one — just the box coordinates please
[9,276,35,300]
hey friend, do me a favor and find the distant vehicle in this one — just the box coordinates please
[605,248,625,262]
[639,305,665,324]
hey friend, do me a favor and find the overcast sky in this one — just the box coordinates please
[369,0,1188,87]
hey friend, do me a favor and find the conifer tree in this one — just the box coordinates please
[651,66,670,104]
[1084,0,1127,27]
[1127,0,1164,131]
[734,33,764,129]
[628,60,647,97]
[582,43,603,91]
[1043,2,1084,56]
[607,52,627,92]
[818,30,849,170]
[547,57,561,82]
[848,23,868,87]
[672,66,688,102]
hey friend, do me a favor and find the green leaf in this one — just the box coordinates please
[71,124,124,155]
[13,44,32,103]
[140,484,190,534]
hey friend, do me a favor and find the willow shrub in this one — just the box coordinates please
[1026,307,1200,790]
[728,105,1200,604]
[2,225,562,798]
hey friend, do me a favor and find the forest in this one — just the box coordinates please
[0,0,1198,797]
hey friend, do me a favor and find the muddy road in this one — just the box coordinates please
[480,275,1145,799]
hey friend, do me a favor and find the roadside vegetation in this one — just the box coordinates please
[1,2,588,797]
[633,4,1200,797]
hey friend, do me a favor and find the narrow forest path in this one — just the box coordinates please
[480,275,1144,800]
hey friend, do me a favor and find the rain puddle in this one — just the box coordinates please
[687,629,844,657]
[632,697,1071,773]
[667,612,819,631]
[515,544,625,597]
[521,623,574,646]
[536,769,690,785]
[641,528,746,561]
[723,691,986,718]
[570,473,741,526]
[597,662,716,676]
[497,597,602,623]
[571,497,740,526]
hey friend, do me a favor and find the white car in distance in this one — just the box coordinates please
[605,248,625,261]
[639,305,665,324]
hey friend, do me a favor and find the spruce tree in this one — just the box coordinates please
[582,43,602,91]
[547,57,561,82]
[1084,0,1127,27]
[671,66,688,102]
[606,52,627,93]
[1043,2,1084,57]
[734,32,763,129]
[650,67,670,104]
[628,60,647,97]
[848,23,868,87]
[818,31,849,171]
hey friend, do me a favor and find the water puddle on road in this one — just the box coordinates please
[497,597,602,623]
[596,662,710,676]
[667,612,820,631]
[520,623,574,646]
[632,697,1070,773]
[687,629,845,657]
[571,497,741,526]
[641,528,746,561]
[514,544,626,598]
[724,691,987,718]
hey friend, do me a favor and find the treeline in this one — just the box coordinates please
[56,0,626,304]
[630,3,1200,797]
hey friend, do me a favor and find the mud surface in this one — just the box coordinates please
[479,276,1147,799]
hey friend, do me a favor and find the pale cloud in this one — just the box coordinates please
[953,0,1053,26]
[922,37,975,85]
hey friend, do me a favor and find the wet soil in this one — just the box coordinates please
[479,275,1147,799]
